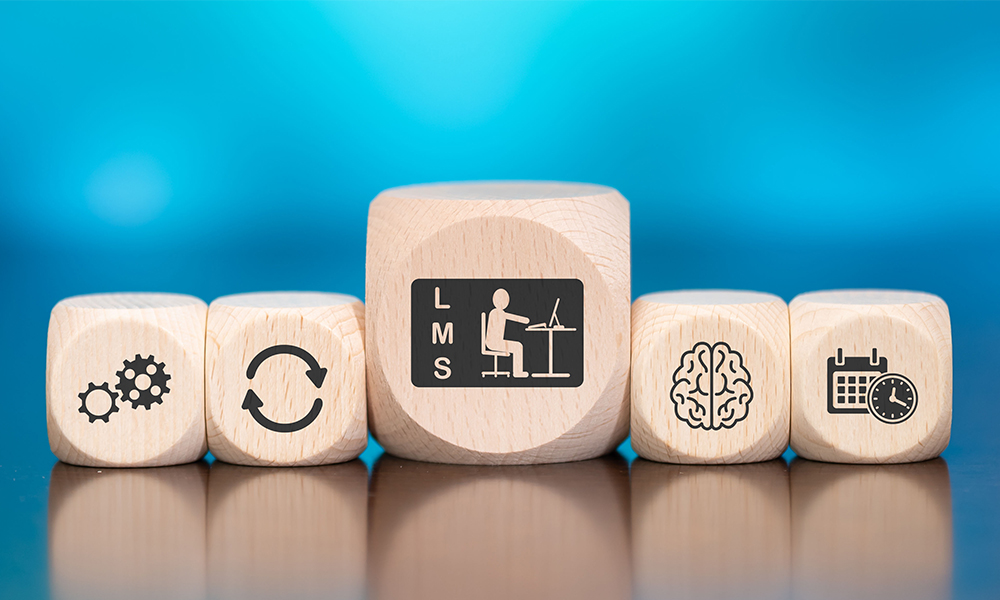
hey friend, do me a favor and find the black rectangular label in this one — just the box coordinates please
[411,278,584,388]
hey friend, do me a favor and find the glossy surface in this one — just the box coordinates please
[3,449,990,599]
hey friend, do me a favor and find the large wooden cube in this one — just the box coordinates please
[366,182,631,464]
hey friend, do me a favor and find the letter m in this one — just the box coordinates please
[432,322,454,345]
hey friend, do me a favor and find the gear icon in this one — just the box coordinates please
[79,382,120,423]
[115,354,171,410]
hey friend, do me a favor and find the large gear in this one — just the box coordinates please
[116,354,171,410]
[78,382,120,423]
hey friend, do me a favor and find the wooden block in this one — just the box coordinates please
[368,456,630,600]
[206,292,366,466]
[630,290,790,464]
[791,458,952,599]
[207,461,367,599]
[790,290,952,463]
[366,182,631,464]
[46,293,208,467]
[49,462,208,600]
[631,459,790,600]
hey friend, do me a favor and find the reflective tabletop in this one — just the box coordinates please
[3,444,995,600]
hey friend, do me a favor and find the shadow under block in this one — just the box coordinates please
[208,461,368,600]
[631,290,790,464]
[368,457,630,600]
[46,293,208,467]
[206,292,367,466]
[366,181,631,464]
[789,290,952,464]
[631,460,790,600]
[48,462,209,600]
[790,459,952,600]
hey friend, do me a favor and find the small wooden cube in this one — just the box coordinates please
[790,290,952,463]
[631,459,790,599]
[207,462,367,599]
[790,459,952,598]
[49,462,208,600]
[366,182,631,464]
[631,290,791,464]
[368,457,630,600]
[46,293,208,467]
[206,292,367,466]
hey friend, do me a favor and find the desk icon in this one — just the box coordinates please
[526,298,578,378]
[411,279,584,388]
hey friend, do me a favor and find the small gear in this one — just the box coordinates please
[116,354,171,410]
[78,382,119,423]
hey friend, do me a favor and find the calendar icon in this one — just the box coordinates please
[827,348,887,414]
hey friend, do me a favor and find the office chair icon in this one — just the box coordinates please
[481,312,511,378]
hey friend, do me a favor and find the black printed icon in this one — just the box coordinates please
[78,353,170,424]
[242,344,326,433]
[669,341,753,430]
[411,279,584,388]
[827,348,886,414]
[868,373,918,424]
[116,354,171,410]
[827,348,917,424]
[78,382,120,423]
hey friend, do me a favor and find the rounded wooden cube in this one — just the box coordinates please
[631,290,791,464]
[366,182,631,464]
[789,290,952,463]
[206,292,367,466]
[46,293,208,467]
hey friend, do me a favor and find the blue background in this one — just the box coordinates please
[2,2,999,597]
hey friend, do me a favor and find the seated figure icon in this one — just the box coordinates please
[484,288,531,378]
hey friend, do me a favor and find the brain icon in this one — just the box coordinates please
[669,341,753,430]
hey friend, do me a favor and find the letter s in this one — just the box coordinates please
[434,357,452,380]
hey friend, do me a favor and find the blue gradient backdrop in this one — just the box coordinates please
[2,2,1000,595]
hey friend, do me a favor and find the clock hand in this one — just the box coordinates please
[888,387,907,406]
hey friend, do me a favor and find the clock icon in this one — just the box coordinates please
[867,373,918,424]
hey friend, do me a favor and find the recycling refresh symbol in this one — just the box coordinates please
[242,345,327,433]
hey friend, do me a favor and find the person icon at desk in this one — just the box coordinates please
[486,288,531,378]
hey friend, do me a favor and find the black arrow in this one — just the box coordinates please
[246,344,327,388]
[242,390,324,433]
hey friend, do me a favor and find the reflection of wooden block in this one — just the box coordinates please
[791,459,952,600]
[366,182,631,464]
[631,290,790,463]
[207,461,368,600]
[369,457,631,600]
[790,290,951,463]
[47,293,208,467]
[48,462,208,600]
[206,292,367,466]
[631,459,791,600]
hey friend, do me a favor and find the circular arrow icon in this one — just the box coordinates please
[242,344,326,433]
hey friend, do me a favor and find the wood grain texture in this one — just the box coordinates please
[206,292,367,466]
[631,459,790,600]
[207,462,367,600]
[631,290,790,464]
[46,293,208,467]
[789,290,952,463]
[791,459,952,600]
[48,462,209,600]
[368,457,630,600]
[366,181,631,464]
